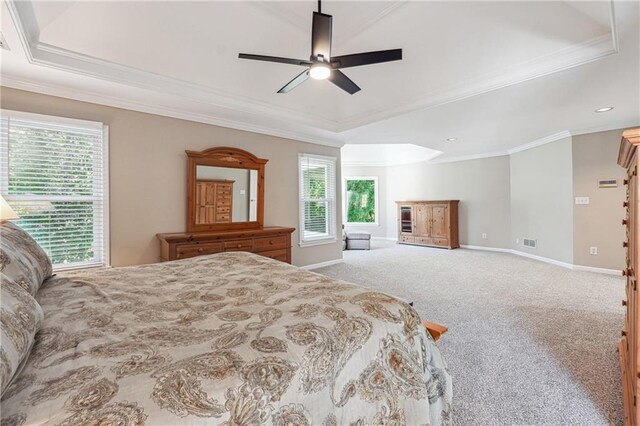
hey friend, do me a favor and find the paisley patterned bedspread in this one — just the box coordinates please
[1,252,452,426]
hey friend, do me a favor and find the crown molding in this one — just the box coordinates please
[338,30,618,131]
[7,0,620,136]
[5,0,339,134]
[507,131,572,155]
[427,150,510,165]
[0,76,345,148]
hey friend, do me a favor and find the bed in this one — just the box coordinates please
[1,224,452,426]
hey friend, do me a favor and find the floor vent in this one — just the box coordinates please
[523,238,537,248]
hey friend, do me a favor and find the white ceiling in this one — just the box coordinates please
[1,1,638,160]
[342,143,441,166]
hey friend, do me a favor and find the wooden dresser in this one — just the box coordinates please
[157,226,295,263]
[618,128,640,425]
[396,200,459,249]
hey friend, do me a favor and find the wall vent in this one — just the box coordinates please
[598,179,618,188]
[523,238,537,249]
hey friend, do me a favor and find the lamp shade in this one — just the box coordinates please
[0,195,18,221]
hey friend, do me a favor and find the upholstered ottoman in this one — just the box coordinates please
[346,231,371,250]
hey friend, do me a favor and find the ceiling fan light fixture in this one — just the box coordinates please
[309,63,331,80]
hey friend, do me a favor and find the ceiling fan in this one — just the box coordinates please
[238,1,402,95]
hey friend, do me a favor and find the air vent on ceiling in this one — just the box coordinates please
[523,238,537,249]
[598,179,618,188]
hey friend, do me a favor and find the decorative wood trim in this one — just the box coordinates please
[619,128,640,169]
[186,147,267,232]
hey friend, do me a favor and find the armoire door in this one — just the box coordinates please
[430,204,449,239]
[195,182,216,225]
[415,204,430,236]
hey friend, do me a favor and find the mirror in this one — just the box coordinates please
[195,166,259,223]
[186,147,267,232]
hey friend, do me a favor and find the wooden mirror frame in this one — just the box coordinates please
[186,147,267,232]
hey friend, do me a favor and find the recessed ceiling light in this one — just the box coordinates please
[595,107,614,113]
[446,138,457,142]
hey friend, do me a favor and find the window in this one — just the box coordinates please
[344,176,378,225]
[298,153,336,245]
[0,111,108,270]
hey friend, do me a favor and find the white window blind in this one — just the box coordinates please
[0,111,108,270]
[299,153,336,245]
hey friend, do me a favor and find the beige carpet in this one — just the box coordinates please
[316,240,624,425]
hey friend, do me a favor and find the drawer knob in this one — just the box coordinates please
[624,241,629,248]
[623,300,628,306]
[623,219,629,226]
[624,201,629,208]
[198,248,204,253]
[269,241,274,245]
[624,179,630,186]
[622,330,627,337]
[237,244,242,248]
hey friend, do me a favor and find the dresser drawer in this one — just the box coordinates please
[254,236,288,251]
[399,236,415,243]
[176,242,224,259]
[224,239,253,251]
[415,237,433,245]
[431,238,450,247]
[259,249,288,262]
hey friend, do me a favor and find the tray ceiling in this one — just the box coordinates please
[1,0,638,159]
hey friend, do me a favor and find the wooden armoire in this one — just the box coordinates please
[396,200,459,249]
[195,180,233,224]
[618,128,640,425]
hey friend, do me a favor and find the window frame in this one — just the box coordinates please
[343,176,379,226]
[298,153,337,247]
[0,109,110,271]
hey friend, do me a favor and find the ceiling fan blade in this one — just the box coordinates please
[277,70,310,94]
[312,12,332,61]
[331,49,402,69]
[328,70,361,95]
[239,53,311,67]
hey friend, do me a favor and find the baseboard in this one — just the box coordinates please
[572,264,622,276]
[460,244,512,253]
[510,249,575,270]
[371,237,398,242]
[300,258,344,270]
[462,245,621,275]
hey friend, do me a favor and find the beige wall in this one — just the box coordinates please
[385,156,512,248]
[1,87,343,267]
[510,137,574,264]
[342,165,388,238]
[572,129,626,270]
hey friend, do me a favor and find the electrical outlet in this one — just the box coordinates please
[575,197,590,205]
[482,233,487,239]
[590,246,598,255]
